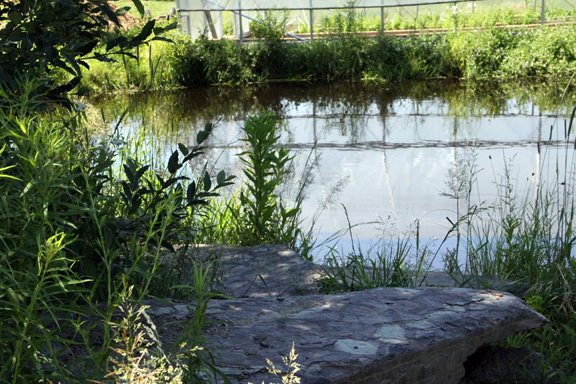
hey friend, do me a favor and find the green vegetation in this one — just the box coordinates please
[75,24,576,93]
[0,76,239,382]
[195,110,316,259]
[316,2,556,33]
[116,0,176,19]
[0,0,177,105]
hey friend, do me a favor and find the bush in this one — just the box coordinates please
[0,77,236,382]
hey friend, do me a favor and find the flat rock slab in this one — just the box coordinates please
[197,244,528,299]
[147,286,547,384]
[209,244,323,298]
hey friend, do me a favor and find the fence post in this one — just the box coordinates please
[454,1,457,32]
[238,0,243,42]
[309,0,314,40]
[541,0,545,25]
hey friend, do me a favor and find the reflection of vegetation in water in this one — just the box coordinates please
[89,80,576,146]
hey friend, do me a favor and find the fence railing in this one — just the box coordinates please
[175,0,558,41]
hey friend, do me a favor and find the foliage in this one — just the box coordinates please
[250,9,289,41]
[164,33,459,87]
[317,2,560,32]
[320,0,365,34]
[0,77,234,382]
[218,110,310,250]
[448,28,522,78]
[0,233,88,383]
[248,342,301,384]
[0,83,234,299]
[235,111,295,245]
[0,0,176,104]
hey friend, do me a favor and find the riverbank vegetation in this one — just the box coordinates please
[76,23,576,94]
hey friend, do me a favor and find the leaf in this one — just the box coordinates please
[167,150,179,174]
[131,0,146,19]
[164,21,178,31]
[62,52,82,77]
[187,181,197,202]
[8,11,21,24]
[134,20,156,43]
[135,165,150,181]
[123,163,135,185]
[51,75,81,94]
[183,151,203,163]
[96,3,120,27]
[197,130,208,144]
[115,6,131,16]
[150,36,174,43]
[106,36,127,52]
[122,181,132,201]
[95,55,117,63]
[162,178,179,189]
[178,143,190,156]
[203,171,212,191]
[216,170,226,185]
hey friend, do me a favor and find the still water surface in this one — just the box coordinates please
[93,81,576,265]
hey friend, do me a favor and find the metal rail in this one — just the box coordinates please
[201,0,310,41]
[177,0,482,12]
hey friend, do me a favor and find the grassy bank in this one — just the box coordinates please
[78,24,576,93]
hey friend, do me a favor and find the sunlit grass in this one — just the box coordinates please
[116,0,176,19]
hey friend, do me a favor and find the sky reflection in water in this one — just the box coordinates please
[94,81,576,268]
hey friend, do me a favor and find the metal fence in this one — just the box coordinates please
[176,0,558,41]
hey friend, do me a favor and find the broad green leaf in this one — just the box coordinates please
[8,11,21,24]
[134,20,156,42]
[178,143,190,156]
[131,0,146,18]
[217,170,226,185]
[203,171,212,191]
[167,150,179,174]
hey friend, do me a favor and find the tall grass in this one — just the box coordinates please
[434,122,576,381]
[0,77,232,383]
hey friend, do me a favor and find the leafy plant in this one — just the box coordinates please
[248,342,301,384]
[0,233,90,383]
[0,0,176,104]
[250,9,289,42]
[233,110,297,245]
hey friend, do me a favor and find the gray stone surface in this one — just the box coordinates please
[211,244,323,298]
[193,244,530,299]
[143,244,548,384]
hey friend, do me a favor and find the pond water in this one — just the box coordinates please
[92,80,576,267]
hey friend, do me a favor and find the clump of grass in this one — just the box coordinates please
[0,77,234,383]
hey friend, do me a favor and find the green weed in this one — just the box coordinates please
[0,77,234,383]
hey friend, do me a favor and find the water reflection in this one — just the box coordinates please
[91,80,576,266]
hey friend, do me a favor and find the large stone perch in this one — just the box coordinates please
[149,287,547,384]
[149,245,548,383]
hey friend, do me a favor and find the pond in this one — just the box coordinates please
[92,80,576,268]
